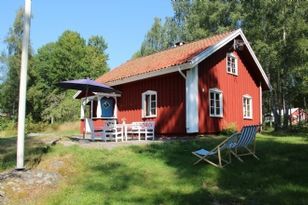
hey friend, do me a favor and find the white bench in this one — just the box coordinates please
[128,121,155,141]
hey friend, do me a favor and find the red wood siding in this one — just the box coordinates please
[114,72,186,134]
[80,118,107,133]
[198,43,261,133]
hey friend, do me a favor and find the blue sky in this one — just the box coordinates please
[0,0,173,68]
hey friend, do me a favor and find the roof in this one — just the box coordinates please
[97,31,232,83]
[97,29,271,90]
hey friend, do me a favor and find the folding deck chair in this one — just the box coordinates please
[192,125,260,168]
[229,125,260,162]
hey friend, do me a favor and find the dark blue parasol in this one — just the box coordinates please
[57,78,120,138]
[57,78,120,94]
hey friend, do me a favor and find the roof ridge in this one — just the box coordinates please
[122,29,235,65]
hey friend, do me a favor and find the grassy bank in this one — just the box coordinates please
[20,132,307,205]
[0,121,79,171]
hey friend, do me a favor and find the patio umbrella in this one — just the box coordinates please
[57,78,120,137]
[57,78,120,94]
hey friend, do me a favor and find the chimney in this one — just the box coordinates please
[173,41,186,47]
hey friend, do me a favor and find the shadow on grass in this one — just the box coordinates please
[87,159,214,205]
[0,136,50,171]
[84,136,308,205]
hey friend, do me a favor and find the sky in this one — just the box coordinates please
[0,0,174,68]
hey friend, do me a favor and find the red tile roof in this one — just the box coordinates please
[97,31,234,84]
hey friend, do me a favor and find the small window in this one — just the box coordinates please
[142,90,157,118]
[209,88,223,117]
[243,95,253,119]
[226,53,238,75]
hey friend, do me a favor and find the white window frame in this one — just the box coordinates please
[209,88,223,118]
[243,94,253,119]
[142,90,157,118]
[226,52,238,75]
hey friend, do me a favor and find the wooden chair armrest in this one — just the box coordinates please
[216,132,240,147]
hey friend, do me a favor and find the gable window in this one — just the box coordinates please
[226,53,238,75]
[243,95,253,119]
[142,90,157,118]
[209,88,223,117]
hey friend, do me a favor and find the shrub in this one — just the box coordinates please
[25,117,49,133]
[0,118,17,137]
[221,122,237,135]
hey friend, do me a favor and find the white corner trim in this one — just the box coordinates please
[185,65,199,133]
[259,84,263,124]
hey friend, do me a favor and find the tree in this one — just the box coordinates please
[0,8,32,117]
[133,0,192,58]
[139,18,165,56]
[185,0,242,41]
[28,31,109,122]
[242,0,308,129]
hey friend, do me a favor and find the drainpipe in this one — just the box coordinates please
[178,66,187,79]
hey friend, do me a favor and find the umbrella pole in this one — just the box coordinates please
[83,86,89,139]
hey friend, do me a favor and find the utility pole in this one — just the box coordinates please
[16,0,32,170]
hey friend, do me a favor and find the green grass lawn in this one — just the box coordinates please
[1,131,308,205]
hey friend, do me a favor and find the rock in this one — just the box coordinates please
[0,168,62,204]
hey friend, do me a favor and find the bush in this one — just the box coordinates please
[220,122,237,135]
[25,117,49,133]
[0,118,17,137]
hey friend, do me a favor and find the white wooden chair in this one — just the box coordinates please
[102,120,124,142]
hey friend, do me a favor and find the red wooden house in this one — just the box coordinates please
[79,29,270,135]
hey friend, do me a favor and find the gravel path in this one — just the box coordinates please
[61,136,162,150]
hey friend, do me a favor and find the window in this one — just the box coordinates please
[142,90,157,118]
[243,95,253,119]
[209,88,223,117]
[226,53,238,75]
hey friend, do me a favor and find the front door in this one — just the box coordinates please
[100,97,115,117]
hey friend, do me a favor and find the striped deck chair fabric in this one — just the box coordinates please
[229,125,260,162]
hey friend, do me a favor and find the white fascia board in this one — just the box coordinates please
[107,63,191,86]
[74,91,121,100]
[238,29,272,90]
[73,90,82,99]
[189,29,242,66]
